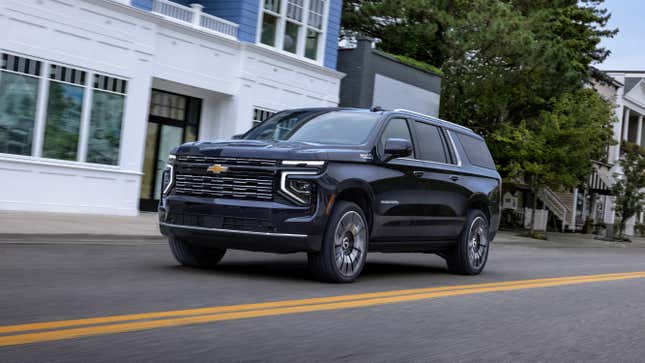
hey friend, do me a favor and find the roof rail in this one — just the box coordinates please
[392,109,473,133]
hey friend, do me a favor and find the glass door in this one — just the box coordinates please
[153,125,183,199]
[139,89,201,211]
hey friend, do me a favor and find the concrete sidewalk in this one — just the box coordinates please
[0,211,163,243]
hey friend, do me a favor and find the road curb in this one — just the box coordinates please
[0,234,166,244]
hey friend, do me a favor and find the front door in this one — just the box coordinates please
[139,89,201,211]
[371,117,424,241]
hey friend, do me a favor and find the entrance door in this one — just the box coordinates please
[139,89,201,211]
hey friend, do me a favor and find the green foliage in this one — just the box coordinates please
[489,88,615,190]
[342,0,455,67]
[382,52,443,75]
[611,143,645,238]
[343,0,617,193]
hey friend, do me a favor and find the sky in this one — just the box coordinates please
[599,0,645,71]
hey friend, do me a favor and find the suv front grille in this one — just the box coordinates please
[176,155,278,167]
[173,157,277,201]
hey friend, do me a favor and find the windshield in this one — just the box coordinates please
[243,110,380,145]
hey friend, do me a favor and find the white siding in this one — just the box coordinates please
[0,0,342,215]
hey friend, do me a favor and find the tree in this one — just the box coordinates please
[341,0,455,67]
[342,0,617,132]
[342,0,618,235]
[611,143,645,239]
[489,89,614,235]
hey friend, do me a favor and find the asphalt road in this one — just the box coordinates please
[1,238,645,362]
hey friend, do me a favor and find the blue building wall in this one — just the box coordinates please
[131,0,341,69]
[324,0,341,69]
[170,0,259,43]
[131,0,153,11]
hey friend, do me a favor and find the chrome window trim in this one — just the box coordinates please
[399,157,458,168]
[446,130,463,167]
[280,171,318,204]
[160,222,308,238]
[392,108,474,133]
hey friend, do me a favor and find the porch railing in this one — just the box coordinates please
[538,187,571,232]
[151,0,239,39]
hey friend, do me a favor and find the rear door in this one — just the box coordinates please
[407,119,468,239]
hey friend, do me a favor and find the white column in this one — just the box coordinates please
[623,108,631,141]
[637,114,643,146]
[77,71,94,162]
[32,61,50,157]
[190,4,203,27]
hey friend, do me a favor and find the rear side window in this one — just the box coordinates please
[456,132,496,169]
[413,121,447,163]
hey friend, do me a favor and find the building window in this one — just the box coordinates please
[253,107,275,127]
[86,75,127,165]
[42,64,86,161]
[0,54,41,156]
[0,52,129,167]
[150,90,187,120]
[259,0,327,62]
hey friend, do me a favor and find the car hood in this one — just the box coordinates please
[173,140,374,163]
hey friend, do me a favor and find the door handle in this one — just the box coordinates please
[449,175,460,181]
[413,171,424,178]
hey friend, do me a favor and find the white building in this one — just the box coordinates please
[600,70,645,236]
[0,0,344,215]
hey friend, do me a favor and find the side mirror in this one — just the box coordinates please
[383,138,412,162]
[231,134,244,140]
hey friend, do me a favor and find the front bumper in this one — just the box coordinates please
[158,194,328,253]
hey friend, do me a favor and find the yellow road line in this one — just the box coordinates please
[0,271,641,335]
[1,271,645,347]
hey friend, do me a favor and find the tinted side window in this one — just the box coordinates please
[413,121,447,163]
[380,118,414,158]
[456,132,496,169]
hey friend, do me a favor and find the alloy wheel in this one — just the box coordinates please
[333,211,367,276]
[467,216,489,269]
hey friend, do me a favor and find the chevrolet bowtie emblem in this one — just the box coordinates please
[207,164,228,174]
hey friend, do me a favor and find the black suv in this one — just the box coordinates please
[159,108,501,282]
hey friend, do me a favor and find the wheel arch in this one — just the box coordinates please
[332,181,375,234]
[467,193,492,226]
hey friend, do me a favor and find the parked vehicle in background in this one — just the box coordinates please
[159,108,501,282]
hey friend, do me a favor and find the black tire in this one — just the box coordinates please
[168,236,226,269]
[445,210,490,275]
[308,201,368,283]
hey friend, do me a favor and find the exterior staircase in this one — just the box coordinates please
[537,187,573,232]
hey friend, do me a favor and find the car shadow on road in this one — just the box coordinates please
[164,257,449,282]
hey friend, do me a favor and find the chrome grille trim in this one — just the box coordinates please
[176,155,278,166]
[160,222,308,238]
[172,157,277,200]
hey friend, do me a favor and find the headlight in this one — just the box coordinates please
[280,171,317,205]
[161,164,174,195]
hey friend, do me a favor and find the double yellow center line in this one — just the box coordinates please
[2,271,645,347]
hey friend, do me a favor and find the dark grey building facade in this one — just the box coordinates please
[337,38,442,116]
